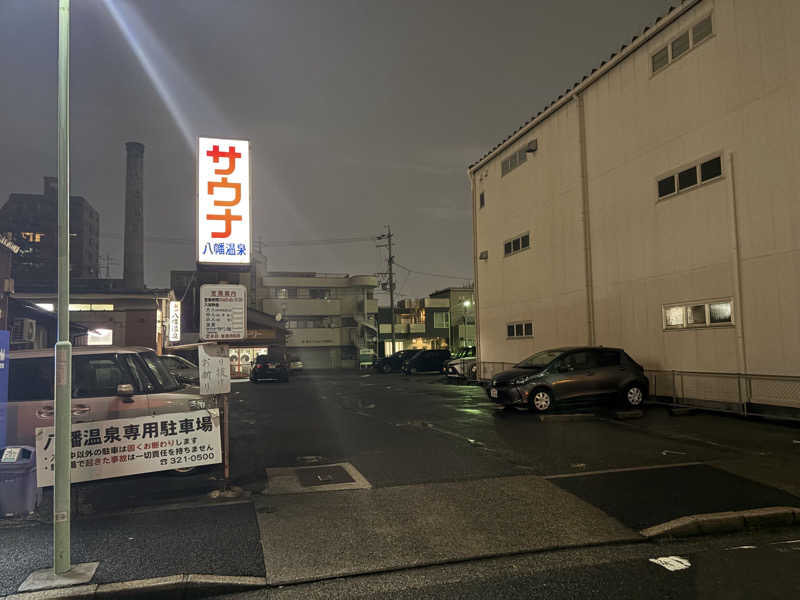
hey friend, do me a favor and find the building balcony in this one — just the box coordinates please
[262,298,341,317]
[409,323,426,333]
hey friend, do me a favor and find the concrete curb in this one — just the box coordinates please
[4,574,266,600]
[640,506,800,539]
[538,413,596,423]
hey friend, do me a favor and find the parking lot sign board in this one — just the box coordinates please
[35,409,222,486]
[200,284,247,341]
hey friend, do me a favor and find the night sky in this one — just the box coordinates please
[0,0,672,300]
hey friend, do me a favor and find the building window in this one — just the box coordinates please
[504,232,531,257]
[309,288,333,299]
[652,46,669,72]
[657,154,723,200]
[652,14,713,74]
[433,312,450,329]
[692,16,712,44]
[671,31,690,60]
[506,321,533,338]
[479,192,485,209]
[700,156,722,182]
[663,298,733,330]
[677,166,698,191]
[501,146,529,177]
[657,175,676,198]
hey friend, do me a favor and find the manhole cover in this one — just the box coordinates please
[296,465,355,487]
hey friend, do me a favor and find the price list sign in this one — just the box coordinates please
[200,284,247,341]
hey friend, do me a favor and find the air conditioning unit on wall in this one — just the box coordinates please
[11,318,36,343]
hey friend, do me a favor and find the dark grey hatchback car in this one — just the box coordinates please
[487,347,648,412]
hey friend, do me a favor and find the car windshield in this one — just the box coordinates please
[142,351,182,392]
[514,350,564,369]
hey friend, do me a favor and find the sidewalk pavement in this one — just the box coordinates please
[253,473,641,586]
[0,501,265,597]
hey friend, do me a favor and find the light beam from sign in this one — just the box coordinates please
[100,0,229,152]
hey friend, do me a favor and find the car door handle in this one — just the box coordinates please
[36,407,55,419]
[72,405,91,416]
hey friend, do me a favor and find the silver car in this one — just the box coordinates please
[6,346,204,447]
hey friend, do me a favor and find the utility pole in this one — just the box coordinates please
[54,0,72,575]
[376,225,396,355]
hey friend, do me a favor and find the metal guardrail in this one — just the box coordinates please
[474,362,800,419]
[476,361,516,382]
[646,369,800,419]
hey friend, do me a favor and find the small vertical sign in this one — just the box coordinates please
[168,301,181,343]
[0,330,9,448]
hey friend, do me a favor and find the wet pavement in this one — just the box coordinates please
[3,369,799,596]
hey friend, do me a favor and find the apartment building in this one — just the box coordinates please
[376,297,451,357]
[469,0,800,382]
[259,272,378,369]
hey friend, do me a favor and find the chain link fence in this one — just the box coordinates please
[647,370,800,420]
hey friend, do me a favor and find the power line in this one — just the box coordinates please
[393,262,472,281]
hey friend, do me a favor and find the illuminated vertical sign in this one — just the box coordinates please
[168,301,181,342]
[197,137,251,265]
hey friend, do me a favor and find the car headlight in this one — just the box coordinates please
[513,375,536,386]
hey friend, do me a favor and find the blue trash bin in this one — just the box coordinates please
[0,446,41,516]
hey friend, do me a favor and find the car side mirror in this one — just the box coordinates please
[117,383,135,401]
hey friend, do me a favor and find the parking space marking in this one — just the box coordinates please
[649,556,691,571]
[543,461,706,480]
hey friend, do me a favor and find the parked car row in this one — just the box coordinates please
[372,349,455,375]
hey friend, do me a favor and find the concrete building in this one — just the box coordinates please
[0,176,100,280]
[469,0,800,382]
[259,272,378,369]
[376,297,452,357]
[429,287,476,350]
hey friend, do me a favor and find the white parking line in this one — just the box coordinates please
[649,556,691,571]
[543,461,706,480]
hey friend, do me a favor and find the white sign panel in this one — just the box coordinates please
[197,137,251,265]
[200,284,247,341]
[35,409,221,487]
[199,343,231,395]
[168,300,181,342]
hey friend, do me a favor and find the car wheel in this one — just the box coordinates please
[623,384,645,408]
[529,389,552,412]
[382,363,392,374]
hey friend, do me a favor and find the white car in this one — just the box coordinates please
[444,346,476,380]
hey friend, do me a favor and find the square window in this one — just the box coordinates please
[521,234,530,248]
[700,156,722,182]
[524,322,533,336]
[692,16,712,44]
[512,238,521,252]
[517,149,527,164]
[507,325,515,337]
[709,301,732,324]
[678,166,698,190]
[510,153,518,169]
[671,31,690,59]
[658,175,676,198]
[501,159,510,176]
[515,323,524,337]
[652,46,669,72]
[504,241,513,255]
[687,304,707,326]
[665,306,685,328]
[479,192,485,208]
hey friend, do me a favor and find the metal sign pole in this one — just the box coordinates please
[54,0,72,575]
[223,391,230,483]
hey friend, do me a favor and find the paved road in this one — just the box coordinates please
[227,371,800,528]
[216,530,800,599]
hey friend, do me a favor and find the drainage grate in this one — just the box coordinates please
[296,465,355,487]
